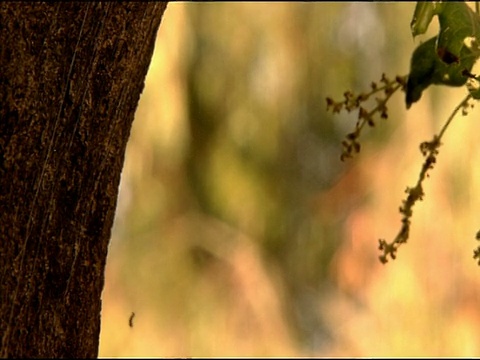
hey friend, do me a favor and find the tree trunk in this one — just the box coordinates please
[0,2,168,357]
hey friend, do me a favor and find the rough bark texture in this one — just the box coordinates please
[0,2,168,357]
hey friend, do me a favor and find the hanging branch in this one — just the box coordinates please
[378,94,473,263]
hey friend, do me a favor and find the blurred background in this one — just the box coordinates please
[98,2,480,357]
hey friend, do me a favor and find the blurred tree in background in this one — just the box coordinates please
[99,3,480,357]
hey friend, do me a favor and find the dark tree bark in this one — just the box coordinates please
[0,2,168,357]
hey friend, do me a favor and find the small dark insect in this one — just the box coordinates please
[129,312,135,328]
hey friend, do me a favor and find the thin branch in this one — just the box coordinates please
[379,94,472,264]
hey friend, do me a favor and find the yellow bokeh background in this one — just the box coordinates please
[99,3,480,357]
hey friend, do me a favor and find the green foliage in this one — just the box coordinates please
[405,36,474,107]
[410,1,442,37]
[406,2,480,108]
[436,2,480,60]
[327,1,480,265]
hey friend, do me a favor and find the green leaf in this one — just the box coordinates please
[406,36,473,108]
[405,2,480,108]
[436,2,480,63]
[410,1,444,38]
[405,36,444,108]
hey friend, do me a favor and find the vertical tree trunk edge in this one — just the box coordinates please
[0,2,168,357]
